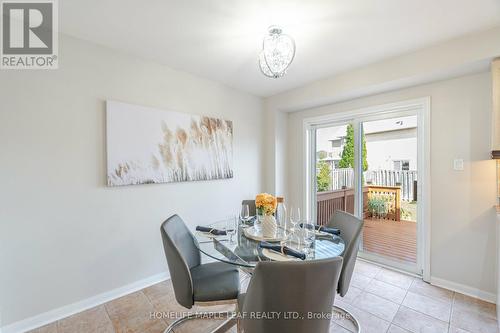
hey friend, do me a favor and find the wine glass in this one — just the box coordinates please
[240,204,250,224]
[301,220,315,255]
[289,206,301,232]
[226,216,238,244]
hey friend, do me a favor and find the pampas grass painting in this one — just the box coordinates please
[106,101,233,186]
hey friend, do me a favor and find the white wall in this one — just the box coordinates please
[263,26,500,200]
[0,35,263,327]
[265,26,500,112]
[274,72,497,298]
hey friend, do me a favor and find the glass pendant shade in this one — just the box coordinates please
[259,26,295,79]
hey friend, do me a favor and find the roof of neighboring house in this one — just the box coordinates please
[325,116,417,142]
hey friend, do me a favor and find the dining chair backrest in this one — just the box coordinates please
[327,210,364,297]
[160,214,201,308]
[240,257,343,333]
[241,200,256,216]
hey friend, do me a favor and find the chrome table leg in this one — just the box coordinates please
[163,311,236,333]
[333,305,361,332]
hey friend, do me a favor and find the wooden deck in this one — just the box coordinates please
[362,218,417,264]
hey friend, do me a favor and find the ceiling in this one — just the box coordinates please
[60,0,500,97]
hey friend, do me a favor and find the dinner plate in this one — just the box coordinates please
[243,225,287,242]
[261,248,300,261]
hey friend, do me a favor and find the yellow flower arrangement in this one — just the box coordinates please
[255,193,277,216]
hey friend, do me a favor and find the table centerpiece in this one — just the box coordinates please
[255,193,278,238]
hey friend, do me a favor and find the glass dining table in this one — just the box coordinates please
[193,218,346,270]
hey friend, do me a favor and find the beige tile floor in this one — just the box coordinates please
[28,260,497,333]
[332,260,498,333]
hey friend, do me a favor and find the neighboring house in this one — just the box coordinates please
[317,116,417,171]
[317,136,345,168]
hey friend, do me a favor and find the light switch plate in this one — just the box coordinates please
[453,159,464,171]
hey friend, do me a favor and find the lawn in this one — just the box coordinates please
[401,201,417,222]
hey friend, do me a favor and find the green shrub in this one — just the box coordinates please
[317,160,331,192]
[367,194,391,218]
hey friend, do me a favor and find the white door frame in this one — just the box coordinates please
[303,97,431,280]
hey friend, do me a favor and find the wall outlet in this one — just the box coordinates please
[453,159,464,171]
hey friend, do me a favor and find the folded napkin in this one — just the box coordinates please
[299,224,341,236]
[195,226,227,236]
[259,241,306,260]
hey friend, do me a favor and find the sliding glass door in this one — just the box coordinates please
[315,123,355,222]
[359,115,418,270]
[306,100,429,276]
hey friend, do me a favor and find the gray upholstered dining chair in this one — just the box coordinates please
[237,257,343,333]
[241,200,256,216]
[327,210,364,332]
[160,214,240,333]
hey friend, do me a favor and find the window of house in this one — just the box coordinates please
[394,160,410,171]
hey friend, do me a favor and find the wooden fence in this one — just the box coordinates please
[366,170,417,202]
[326,168,417,202]
[316,185,401,225]
[316,188,367,225]
[366,185,401,221]
[330,168,354,191]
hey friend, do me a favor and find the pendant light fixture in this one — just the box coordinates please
[259,26,296,79]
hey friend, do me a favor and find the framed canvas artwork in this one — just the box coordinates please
[106,101,233,186]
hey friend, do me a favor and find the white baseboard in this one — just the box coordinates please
[430,276,497,304]
[1,271,170,333]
